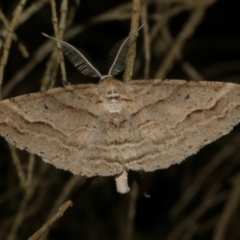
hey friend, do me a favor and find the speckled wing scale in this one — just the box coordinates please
[1,32,240,194]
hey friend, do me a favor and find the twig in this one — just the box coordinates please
[0,0,48,57]
[125,183,138,240]
[141,2,151,79]
[27,154,35,186]
[0,187,22,206]
[7,188,34,240]
[212,174,240,240]
[40,52,59,91]
[0,9,29,58]
[123,0,142,82]
[39,175,83,240]
[89,3,131,24]
[0,0,27,99]
[7,165,35,240]
[28,177,95,240]
[49,0,67,85]
[9,144,27,188]
[159,21,203,80]
[29,201,72,240]
[2,40,55,98]
[41,0,72,90]
[170,133,240,218]
[59,0,69,38]
[18,0,48,26]
[131,172,150,198]
[181,61,203,80]
[166,191,228,240]
[155,3,211,78]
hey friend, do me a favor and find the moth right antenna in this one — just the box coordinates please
[42,33,102,79]
[108,25,143,76]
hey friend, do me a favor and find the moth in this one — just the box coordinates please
[0,32,240,194]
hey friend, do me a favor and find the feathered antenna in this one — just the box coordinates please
[108,37,129,76]
[108,25,143,76]
[42,33,102,79]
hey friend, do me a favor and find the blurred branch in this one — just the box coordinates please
[166,191,228,240]
[212,174,240,240]
[29,200,73,240]
[0,0,27,99]
[29,177,95,240]
[125,183,138,240]
[49,0,67,86]
[0,9,29,58]
[18,0,48,26]
[170,133,240,218]
[141,2,151,79]
[6,154,37,240]
[39,175,82,240]
[9,144,27,188]
[123,0,142,82]
[155,1,214,78]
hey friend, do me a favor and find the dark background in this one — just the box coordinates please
[0,0,240,239]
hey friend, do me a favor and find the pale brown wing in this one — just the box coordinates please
[0,84,121,177]
[2,79,240,177]
[124,79,240,172]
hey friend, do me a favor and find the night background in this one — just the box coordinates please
[0,0,240,239]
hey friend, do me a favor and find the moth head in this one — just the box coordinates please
[96,76,128,113]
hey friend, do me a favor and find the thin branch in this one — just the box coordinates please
[212,174,240,240]
[9,144,27,188]
[28,177,95,240]
[125,183,138,240]
[29,200,73,240]
[123,0,142,82]
[59,0,69,38]
[0,9,29,58]
[170,133,240,218]
[166,192,228,240]
[18,0,48,26]
[155,2,214,78]
[39,175,83,240]
[0,0,27,99]
[27,154,35,186]
[7,186,34,240]
[49,0,68,85]
[141,2,151,79]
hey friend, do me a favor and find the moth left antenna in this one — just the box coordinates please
[42,33,102,79]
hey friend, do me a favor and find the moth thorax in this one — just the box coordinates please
[105,89,122,113]
[107,90,120,99]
